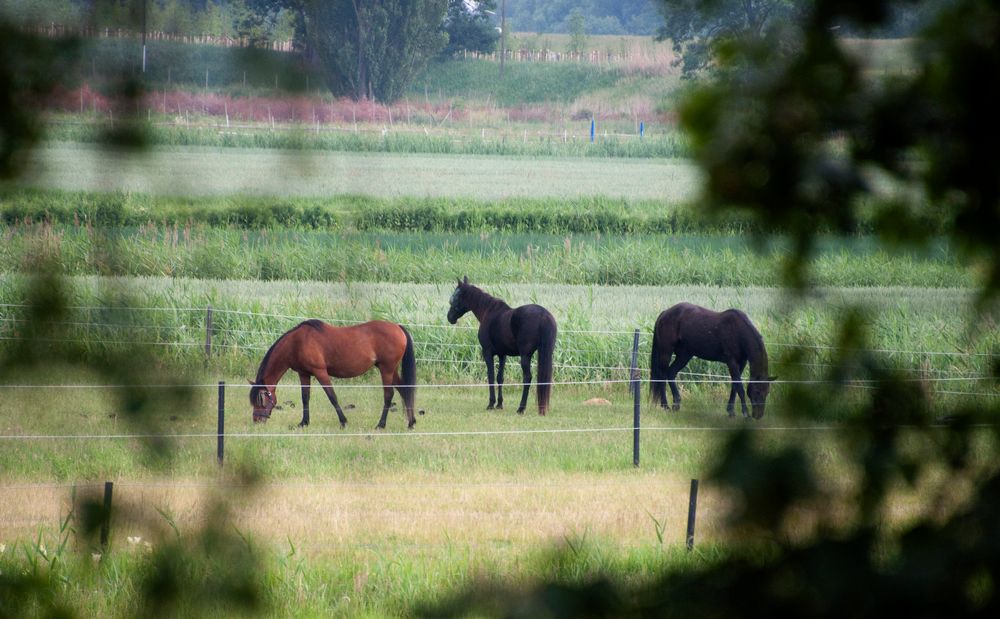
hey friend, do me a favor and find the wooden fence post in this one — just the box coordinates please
[204,305,213,359]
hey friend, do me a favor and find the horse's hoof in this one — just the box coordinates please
[340,421,347,429]
[496,404,504,410]
[418,410,425,415]
[375,423,385,430]
[516,408,525,415]
[346,404,356,410]
[671,404,680,412]
[298,421,309,428]
[486,404,495,411]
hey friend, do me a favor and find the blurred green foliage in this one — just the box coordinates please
[424,0,1000,616]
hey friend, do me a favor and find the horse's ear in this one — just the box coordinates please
[248,379,255,386]
[769,375,778,382]
[463,275,469,284]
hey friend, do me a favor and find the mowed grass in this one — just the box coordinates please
[19,143,701,200]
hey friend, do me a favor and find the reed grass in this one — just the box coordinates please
[0,223,972,289]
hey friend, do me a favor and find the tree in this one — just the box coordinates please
[441,0,499,56]
[567,7,587,54]
[301,0,448,102]
[656,0,799,75]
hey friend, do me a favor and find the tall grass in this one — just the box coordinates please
[0,189,728,234]
[0,223,972,289]
[4,188,950,236]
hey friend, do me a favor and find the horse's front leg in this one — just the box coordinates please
[516,354,533,414]
[727,361,749,418]
[496,355,507,409]
[484,350,497,410]
[298,372,311,427]
[666,352,692,412]
[314,370,348,428]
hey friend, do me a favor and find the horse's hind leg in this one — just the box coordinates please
[483,350,497,410]
[298,372,311,427]
[376,367,396,430]
[392,369,416,429]
[516,354,533,414]
[314,370,348,428]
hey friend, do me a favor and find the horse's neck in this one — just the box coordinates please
[467,288,509,322]
[257,351,291,389]
[262,362,289,387]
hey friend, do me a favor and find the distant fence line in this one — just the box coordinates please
[31,24,664,66]
[31,24,294,51]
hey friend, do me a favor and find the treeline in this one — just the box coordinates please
[506,0,661,36]
[1,0,297,45]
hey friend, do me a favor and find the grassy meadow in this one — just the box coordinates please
[1,34,997,618]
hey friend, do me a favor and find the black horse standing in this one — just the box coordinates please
[447,277,557,415]
[650,302,774,419]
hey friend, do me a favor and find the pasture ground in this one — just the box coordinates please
[18,143,701,201]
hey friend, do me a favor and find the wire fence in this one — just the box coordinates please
[2,300,997,425]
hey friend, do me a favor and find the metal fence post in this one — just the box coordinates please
[686,479,700,551]
[631,329,640,467]
[217,381,225,466]
[100,481,114,550]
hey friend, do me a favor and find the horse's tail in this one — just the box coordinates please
[536,314,557,415]
[649,323,667,406]
[398,325,417,415]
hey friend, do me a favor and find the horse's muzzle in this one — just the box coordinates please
[253,412,270,423]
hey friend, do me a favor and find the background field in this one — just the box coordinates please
[19,143,700,200]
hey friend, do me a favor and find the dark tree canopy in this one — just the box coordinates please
[656,0,800,75]
[441,0,499,56]
[301,0,448,102]
[505,0,662,35]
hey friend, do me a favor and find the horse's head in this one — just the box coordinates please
[747,376,776,419]
[249,381,276,423]
[447,276,471,324]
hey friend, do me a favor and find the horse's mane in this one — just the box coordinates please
[250,320,325,400]
[461,283,511,312]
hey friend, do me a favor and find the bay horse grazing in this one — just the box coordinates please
[249,319,416,429]
[447,276,557,415]
[650,302,775,419]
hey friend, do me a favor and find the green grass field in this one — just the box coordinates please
[1,32,994,616]
[19,143,700,201]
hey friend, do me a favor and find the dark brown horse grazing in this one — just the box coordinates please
[249,319,416,429]
[650,302,775,419]
[447,277,557,415]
